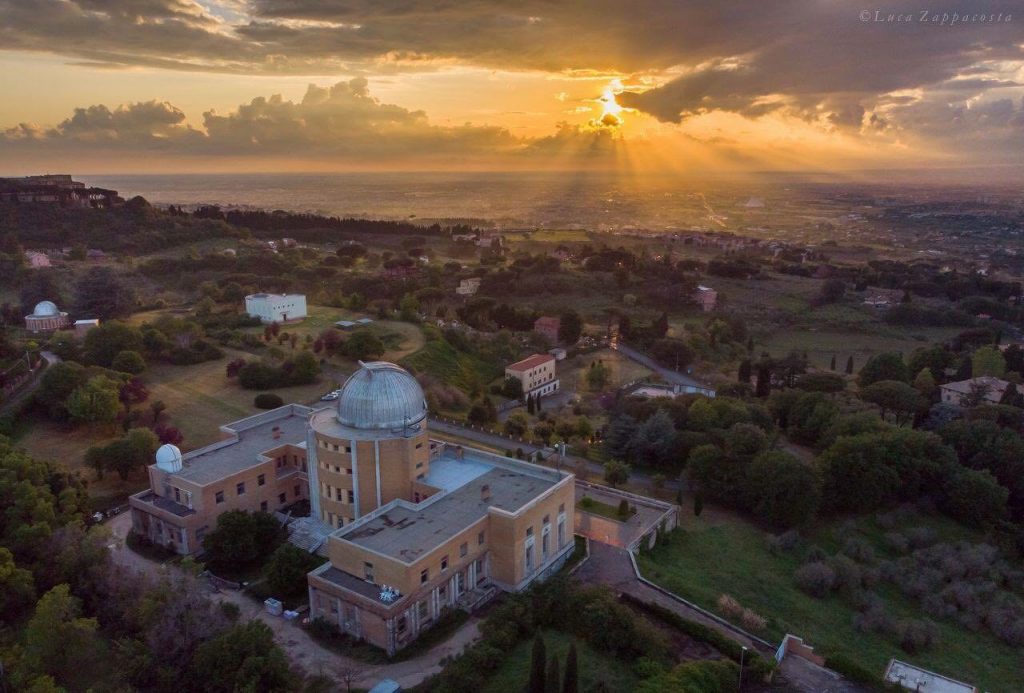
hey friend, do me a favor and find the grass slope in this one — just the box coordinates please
[637,511,1022,692]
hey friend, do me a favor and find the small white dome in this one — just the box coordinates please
[155,444,183,473]
[32,300,59,317]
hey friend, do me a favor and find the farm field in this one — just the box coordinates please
[637,504,1022,692]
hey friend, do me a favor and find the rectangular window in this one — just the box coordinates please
[558,517,566,548]
[420,569,429,584]
[559,503,565,513]
[363,562,374,581]
[257,474,266,486]
[525,544,534,573]
[336,489,343,501]
[236,482,245,495]
[260,501,268,512]
[279,493,286,504]
[174,488,181,503]
[526,526,534,537]
[347,490,354,504]
[459,542,468,558]
[397,616,407,634]
[478,531,485,545]
[345,446,351,453]
[418,600,429,620]
[441,555,449,572]
[332,444,339,451]
[215,491,224,504]
[542,530,550,560]
[294,485,300,497]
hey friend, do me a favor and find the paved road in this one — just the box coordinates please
[104,513,481,690]
[612,340,713,393]
[0,350,59,416]
[576,541,865,693]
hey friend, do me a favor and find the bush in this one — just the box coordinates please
[254,393,285,409]
[794,561,836,598]
[716,594,742,619]
[111,349,147,374]
[896,618,938,653]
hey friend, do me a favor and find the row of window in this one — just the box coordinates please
[214,482,302,506]
[319,440,353,453]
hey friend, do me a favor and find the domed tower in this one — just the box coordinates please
[308,361,430,528]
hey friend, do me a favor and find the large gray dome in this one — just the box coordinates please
[337,361,427,430]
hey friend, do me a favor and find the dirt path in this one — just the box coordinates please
[105,513,480,689]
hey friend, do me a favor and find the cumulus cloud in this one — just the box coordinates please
[0,79,621,165]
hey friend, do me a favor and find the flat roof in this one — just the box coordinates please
[339,448,562,563]
[884,660,975,693]
[169,405,313,486]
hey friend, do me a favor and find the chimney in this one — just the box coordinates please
[481,484,491,502]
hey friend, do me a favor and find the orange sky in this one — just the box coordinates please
[0,1,1021,173]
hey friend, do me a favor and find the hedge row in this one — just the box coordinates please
[619,593,777,681]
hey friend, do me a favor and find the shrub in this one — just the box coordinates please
[794,561,836,598]
[740,608,767,632]
[716,594,743,619]
[896,618,938,653]
[842,537,876,564]
[111,349,147,374]
[254,393,284,409]
[768,530,802,555]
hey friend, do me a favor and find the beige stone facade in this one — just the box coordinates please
[308,443,575,655]
[128,406,312,555]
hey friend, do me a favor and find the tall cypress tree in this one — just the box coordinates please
[737,359,752,383]
[545,654,561,693]
[562,643,578,693]
[754,364,771,397]
[845,355,854,375]
[528,633,547,693]
[830,354,837,371]
[527,394,535,415]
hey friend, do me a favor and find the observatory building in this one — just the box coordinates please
[24,300,70,332]
[128,406,313,554]
[127,361,574,656]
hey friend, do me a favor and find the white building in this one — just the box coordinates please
[244,293,307,323]
[506,353,560,398]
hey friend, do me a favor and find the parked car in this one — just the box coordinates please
[320,389,343,401]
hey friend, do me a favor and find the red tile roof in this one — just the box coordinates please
[507,353,555,372]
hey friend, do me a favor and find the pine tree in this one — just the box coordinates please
[536,394,543,412]
[845,355,854,375]
[737,359,752,383]
[562,643,578,693]
[528,633,547,693]
[694,491,704,517]
[545,654,561,693]
[527,394,535,415]
[830,354,837,371]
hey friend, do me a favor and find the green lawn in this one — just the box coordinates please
[481,629,637,693]
[401,337,499,391]
[637,510,1023,692]
[578,495,633,521]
